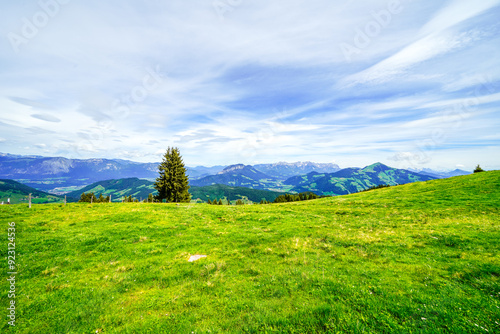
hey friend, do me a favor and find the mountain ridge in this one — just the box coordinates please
[191,164,278,190]
[0,153,472,194]
[285,162,436,195]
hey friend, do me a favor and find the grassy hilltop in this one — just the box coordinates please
[1,171,499,333]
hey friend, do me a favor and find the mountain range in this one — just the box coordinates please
[406,167,471,179]
[0,153,474,197]
[190,164,282,190]
[285,162,436,195]
[0,153,342,193]
[63,162,437,199]
[0,153,159,193]
[253,161,340,179]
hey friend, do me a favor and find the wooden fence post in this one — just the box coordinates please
[29,193,32,208]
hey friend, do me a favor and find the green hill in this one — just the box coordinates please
[285,162,436,195]
[1,171,498,333]
[0,179,63,204]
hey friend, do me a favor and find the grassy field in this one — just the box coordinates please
[1,171,499,333]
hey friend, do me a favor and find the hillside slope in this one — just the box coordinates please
[0,179,63,204]
[0,171,498,333]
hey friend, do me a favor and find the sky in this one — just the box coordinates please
[0,0,499,170]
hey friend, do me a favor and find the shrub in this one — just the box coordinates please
[474,164,484,173]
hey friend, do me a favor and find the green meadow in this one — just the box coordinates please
[1,171,499,333]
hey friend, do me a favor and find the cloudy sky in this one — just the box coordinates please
[0,0,499,170]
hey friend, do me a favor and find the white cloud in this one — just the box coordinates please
[0,1,498,169]
[418,0,500,36]
[342,29,480,86]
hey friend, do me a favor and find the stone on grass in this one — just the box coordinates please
[188,254,207,262]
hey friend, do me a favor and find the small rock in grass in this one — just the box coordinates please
[188,254,207,262]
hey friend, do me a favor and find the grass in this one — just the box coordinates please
[1,171,499,333]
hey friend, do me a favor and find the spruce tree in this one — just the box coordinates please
[155,147,191,203]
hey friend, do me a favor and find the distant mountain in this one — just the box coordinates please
[443,169,472,178]
[190,164,281,190]
[0,153,224,193]
[187,165,226,179]
[0,179,63,204]
[285,163,436,195]
[0,154,159,192]
[408,167,471,179]
[253,161,340,180]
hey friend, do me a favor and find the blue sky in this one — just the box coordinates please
[0,0,499,170]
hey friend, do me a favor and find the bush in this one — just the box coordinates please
[474,164,484,173]
[271,192,318,204]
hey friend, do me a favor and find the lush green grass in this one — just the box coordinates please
[1,171,499,333]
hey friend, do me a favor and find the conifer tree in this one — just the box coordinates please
[218,199,223,205]
[155,147,191,203]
